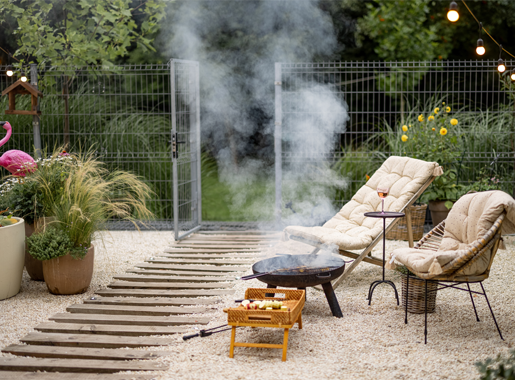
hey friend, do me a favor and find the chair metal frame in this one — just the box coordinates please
[403,213,505,344]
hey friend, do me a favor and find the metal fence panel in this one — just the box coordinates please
[278,60,515,214]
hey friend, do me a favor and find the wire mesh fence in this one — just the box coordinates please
[0,63,176,226]
[278,60,515,209]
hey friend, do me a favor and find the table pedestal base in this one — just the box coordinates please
[367,280,399,306]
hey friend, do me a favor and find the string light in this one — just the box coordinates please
[20,71,28,82]
[511,70,515,82]
[447,1,459,22]
[476,23,485,56]
[6,65,13,77]
[497,45,506,73]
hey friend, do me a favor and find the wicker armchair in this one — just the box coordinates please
[398,213,505,344]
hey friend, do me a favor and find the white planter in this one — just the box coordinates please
[0,217,25,300]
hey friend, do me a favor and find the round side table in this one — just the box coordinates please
[364,211,405,305]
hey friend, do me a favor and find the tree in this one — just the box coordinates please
[0,0,165,145]
[356,0,454,122]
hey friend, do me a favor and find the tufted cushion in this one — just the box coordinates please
[391,190,515,277]
[284,156,442,250]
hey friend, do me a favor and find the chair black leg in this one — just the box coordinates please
[404,273,409,324]
[480,282,504,341]
[466,282,480,322]
[424,280,428,344]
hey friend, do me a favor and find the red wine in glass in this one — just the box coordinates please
[377,187,389,213]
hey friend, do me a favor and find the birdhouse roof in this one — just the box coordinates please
[2,79,44,98]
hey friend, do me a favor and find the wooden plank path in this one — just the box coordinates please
[0,230,280,377]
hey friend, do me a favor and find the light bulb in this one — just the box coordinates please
[6,65,13,77]
[476,39,485,56]
[20,74,28,82]
[447,1,459,22]
[511,70,515,82]
[497,59,506,73]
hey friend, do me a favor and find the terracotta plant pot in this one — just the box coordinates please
[24,217,55,281]
[428,200,451,227]
[0,217,26,300]
[42,245,94,295]
[24,222,43,281]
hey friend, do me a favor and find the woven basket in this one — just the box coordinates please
[401,275,438,314]
[226,288,305,326]
[386,204,428,241]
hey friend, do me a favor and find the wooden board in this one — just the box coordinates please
[147,258,252,265]
[49,313,211,326]
[158,253,258,259]
[126,269,234,277]
[84,296,218,306]
[2,344,170,361]
[134,263,248,272]
[95,288,233,297]
[112,274,230,283]
[107,281,231,289]
[0,357,167,373]
[0,372,157,380]
[35,322,188,337]
[67,304,206,316]
[164,248,261,253]
[167,244,263,250]
[20,332,174,348]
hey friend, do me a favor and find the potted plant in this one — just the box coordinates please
[0,154,71,280]
[0,210,25,300]
[395,101,466,225]
[25,148,153,295]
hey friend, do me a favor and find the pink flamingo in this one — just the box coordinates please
[0,121,37,176]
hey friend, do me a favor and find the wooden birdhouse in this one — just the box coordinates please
[1,79,43,116]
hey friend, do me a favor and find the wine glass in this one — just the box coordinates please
[377,187,389,213]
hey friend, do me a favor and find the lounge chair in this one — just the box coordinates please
[388,190,515,343]
[284,156,443,289]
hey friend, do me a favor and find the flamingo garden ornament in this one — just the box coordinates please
[0,121,37,176]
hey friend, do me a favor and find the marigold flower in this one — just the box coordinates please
[442,102,446,105]
[450,118,458,126]
[432,127,436,131]
[402,125,408,132]
[366,174,370,181]
[446,106,451,113]
[434,107,440,114]
[428,116,434,121]
[418,114,424,122]
[401,135,408,142]
[440,128,448,136]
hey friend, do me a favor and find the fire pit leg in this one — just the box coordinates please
[297,287,307,301]
[321,282,343,318]
[266,284,277,298]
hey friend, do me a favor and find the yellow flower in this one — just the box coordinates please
[434,107,440,114]
[409,124,411,128]
[442,102,446,105]
[440,128,448,136]
[402,125,408,132]
[401,135,408,142]
[428,115,434,121]
[418,114,424,122]
[446,106,451,113]
[450,118,458,126]
[432,127,436,131]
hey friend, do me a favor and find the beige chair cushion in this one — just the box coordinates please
[391,190,515,277]
[284,156,442,250]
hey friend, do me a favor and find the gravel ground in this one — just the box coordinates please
[1,231,514,380]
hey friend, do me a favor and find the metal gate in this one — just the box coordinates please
[170,59,202,240]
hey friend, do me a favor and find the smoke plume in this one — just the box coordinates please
[159,0,349,225]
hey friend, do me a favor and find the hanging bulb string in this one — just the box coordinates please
[461,0,515,59]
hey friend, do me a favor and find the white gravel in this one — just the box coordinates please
[1,231,515,380]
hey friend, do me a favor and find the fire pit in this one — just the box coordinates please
[243,253,345,318]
